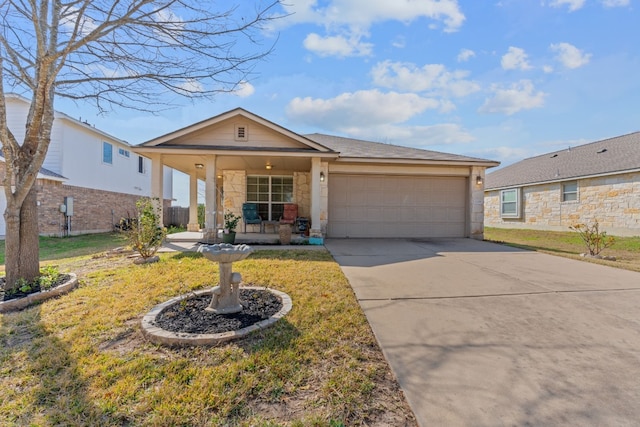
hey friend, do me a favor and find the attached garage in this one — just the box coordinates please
[328,174,468,238]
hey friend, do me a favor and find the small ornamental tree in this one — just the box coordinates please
[123,198,166,260]
[570,221,615,256]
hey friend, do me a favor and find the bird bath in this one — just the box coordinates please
[197,243,254,314]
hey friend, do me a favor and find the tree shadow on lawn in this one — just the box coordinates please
[0,306,123,425]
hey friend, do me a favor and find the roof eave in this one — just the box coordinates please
[485,167,640,191]
[335,157,500,167]
[132,146,339,159]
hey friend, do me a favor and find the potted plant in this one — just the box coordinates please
[222,211,241,244]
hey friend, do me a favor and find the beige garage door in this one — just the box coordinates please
[328,174,467,238]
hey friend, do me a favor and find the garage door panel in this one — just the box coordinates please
[328,174,467,238]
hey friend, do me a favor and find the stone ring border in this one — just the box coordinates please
[140,286,293,347]
[0,273,79,313]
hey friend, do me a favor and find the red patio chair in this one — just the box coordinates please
[279,204,298,229]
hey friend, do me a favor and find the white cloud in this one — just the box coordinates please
[543,65,554,73]
[60,6,98,36]
[153,8,185,43]
[600,0,630,6]
[371,60,481,98]
[549,0,586,11]
[286,89,439,129]
[392,36,406,49]
[234,81,255,98]
[276,1,465,57]
[457,49,476,62]
[303,33,373,57]
[344,123,476,147]
[178,79,203,94]
[479,80,546,115]
[501,47,532,70]
[550,42,591,68]
[279,0,465,32]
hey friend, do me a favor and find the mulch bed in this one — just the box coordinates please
[0,274,72,301]
[154,288,282,334]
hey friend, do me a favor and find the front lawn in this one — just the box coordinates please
[0,233,127,265]
[0,249,415,426]
[485,227,640,272]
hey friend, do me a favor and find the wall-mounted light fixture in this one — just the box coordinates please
[265,163,272,170]
[476,175,483,185]
[320,171,325,182]
[195,163,204,169]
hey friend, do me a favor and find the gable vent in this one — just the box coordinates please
[235,125,248,141]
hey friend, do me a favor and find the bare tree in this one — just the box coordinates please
[0,0,281,290]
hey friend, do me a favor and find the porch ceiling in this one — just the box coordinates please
[160,153,313,179]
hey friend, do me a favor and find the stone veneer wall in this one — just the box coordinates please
[222,170,246,219]
[485,172,640,237]
[293,172,311,219]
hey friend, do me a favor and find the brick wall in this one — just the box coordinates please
[37,181,145,236]
[485,172,640,237]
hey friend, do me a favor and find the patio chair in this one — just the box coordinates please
[242,203,263,233]
[279,203,298,230]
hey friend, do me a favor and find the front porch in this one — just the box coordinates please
[165,230,311,246]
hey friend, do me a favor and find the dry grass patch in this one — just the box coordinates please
[485,227,640,272]
[0,249,416,426]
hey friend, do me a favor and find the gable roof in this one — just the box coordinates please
[305,133,499,166]
[485,131,640,190]
[140,107,333,153]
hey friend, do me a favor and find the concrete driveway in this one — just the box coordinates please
[325,238,640,427]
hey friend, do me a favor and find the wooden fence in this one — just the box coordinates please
[165,206,189,227]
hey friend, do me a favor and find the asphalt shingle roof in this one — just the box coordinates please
[485,131,640,190]
[304,133,496,164]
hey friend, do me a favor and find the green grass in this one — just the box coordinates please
[485,227,640,272]
[0,248,415,426]
[0,233,127,266]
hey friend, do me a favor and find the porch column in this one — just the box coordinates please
[187,173,199,231]
[150,153,165,226]
[203,155,218,243]
[310,157,322,238]
[469,166,485,240]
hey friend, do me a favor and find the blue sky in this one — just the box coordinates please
[58,0,639,174]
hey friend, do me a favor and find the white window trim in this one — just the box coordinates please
[137,155,147,174]
[562,181,578,202]
[118,147,131,158]
[500,188,521,218]
[102,141,113,165]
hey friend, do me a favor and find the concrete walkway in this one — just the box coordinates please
[325,238,640,426]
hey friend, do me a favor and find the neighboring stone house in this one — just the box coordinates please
[484,132,640,237]
[1,94,173,237]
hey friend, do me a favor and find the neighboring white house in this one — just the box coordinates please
[1,94,172,237]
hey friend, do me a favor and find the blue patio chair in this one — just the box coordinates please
[242,203,262,233]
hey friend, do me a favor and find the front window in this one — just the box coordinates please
[138,156,146,174]
[562,181,578,202]
[118,147,130,158]
[246,175,293,220]
[500,188,521,218]
[102,142,113,164]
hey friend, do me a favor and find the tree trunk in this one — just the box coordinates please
[4,185,40,291]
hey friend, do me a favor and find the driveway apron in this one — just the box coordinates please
[325,238,640,427]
